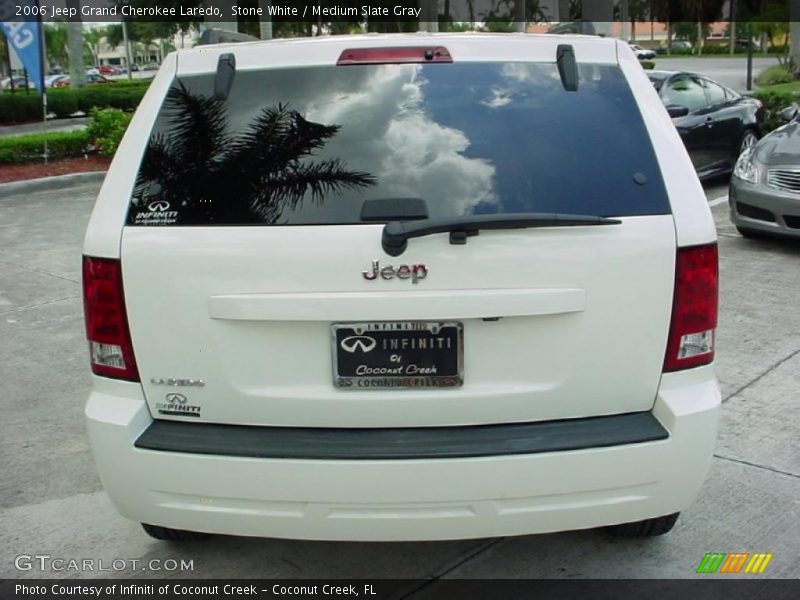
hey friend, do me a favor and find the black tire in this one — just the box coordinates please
[738,129,758,157]
[141,523,211,541]
[605,512,679,538]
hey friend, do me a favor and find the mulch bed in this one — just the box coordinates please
[0,156,110,184]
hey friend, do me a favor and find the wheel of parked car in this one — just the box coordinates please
[739,130,758,155]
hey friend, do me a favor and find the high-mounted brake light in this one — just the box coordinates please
[663,244,718,372]
[82,256,139,381]
[337,46,452,66]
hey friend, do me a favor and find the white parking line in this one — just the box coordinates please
[709,195,728,207]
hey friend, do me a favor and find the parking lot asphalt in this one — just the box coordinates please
[0,180,798,583]
[653,57,777,91]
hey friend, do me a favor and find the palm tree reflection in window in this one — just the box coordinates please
[132,83,377,225]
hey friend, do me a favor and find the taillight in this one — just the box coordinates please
[663,244,718,372]
[82,256,139,381]
[337,46,452,66]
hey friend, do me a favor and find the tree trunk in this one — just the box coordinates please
[582,0,614,37]
[667,21,672,53]
[791,0,800,77]
[620,0,629,42]
[258,1,273,39]
[418,0,439,32]
[696,22,704,55]
[515,0,526,32]
[66,0,85,89]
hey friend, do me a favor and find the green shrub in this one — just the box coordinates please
[0,92,42,122]
[86,107,132,157]
[699,44,731,54]
[767,45,789,54]
[755,65,793,87]
[751,89,800,133]
[99,78,152,88]
[639,60,655,70]
[0,82,148,123]
[0,130,90,164]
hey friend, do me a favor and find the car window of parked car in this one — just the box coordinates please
[647,74,668,91]
[723,85,740,101]
[662,77,707,113]
[128,62,670,226]
[700,79,727,106]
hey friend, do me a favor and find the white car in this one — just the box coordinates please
[630,43,656,60]
[83,35,720,542]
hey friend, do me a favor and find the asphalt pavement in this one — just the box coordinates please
[652,56,778,91]
[0,179,798,583]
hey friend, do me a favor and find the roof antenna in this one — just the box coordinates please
[214,53,236,101]
[556,44,579,92]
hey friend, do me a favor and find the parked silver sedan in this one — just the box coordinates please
[730,106,800,239]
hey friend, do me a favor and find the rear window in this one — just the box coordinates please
[127,61,670,226]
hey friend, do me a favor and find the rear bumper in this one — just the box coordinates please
[86,370,720,541]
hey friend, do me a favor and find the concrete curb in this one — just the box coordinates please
[0,170,106,196]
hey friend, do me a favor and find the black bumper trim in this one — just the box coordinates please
[134,412,668,460]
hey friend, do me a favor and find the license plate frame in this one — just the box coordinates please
[332,321,464,390]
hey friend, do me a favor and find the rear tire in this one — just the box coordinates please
[141,523,211,541]
[605,512,679,538]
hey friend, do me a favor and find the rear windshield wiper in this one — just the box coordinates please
[381,213,622,256]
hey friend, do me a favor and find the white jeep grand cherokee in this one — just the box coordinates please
[83,33,720,542]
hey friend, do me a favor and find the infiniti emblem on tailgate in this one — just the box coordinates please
[165,393,188,404]
[340,336,377,353]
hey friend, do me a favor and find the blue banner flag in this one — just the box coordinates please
[1,1,45,94]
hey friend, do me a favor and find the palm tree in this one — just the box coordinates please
[44,23,69,70]
[84,28,103,67]
[133,84,376,225]
[792,15,800,77]
[66,0,85,88]
[526,0,548,22]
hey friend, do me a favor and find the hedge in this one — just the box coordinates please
[0,130,90,164]
[751,89,800,134]
[0,82,149,124]
[755,64,793,87]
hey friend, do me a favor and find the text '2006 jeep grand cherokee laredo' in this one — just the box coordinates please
[83,34,720,542]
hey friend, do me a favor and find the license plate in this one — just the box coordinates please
[332,321,463,389]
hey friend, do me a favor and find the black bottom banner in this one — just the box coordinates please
[2,579,799,600]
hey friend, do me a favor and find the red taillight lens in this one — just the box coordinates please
[82,256,139,381]
[663,244,719,372]
[337,46,452,66]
